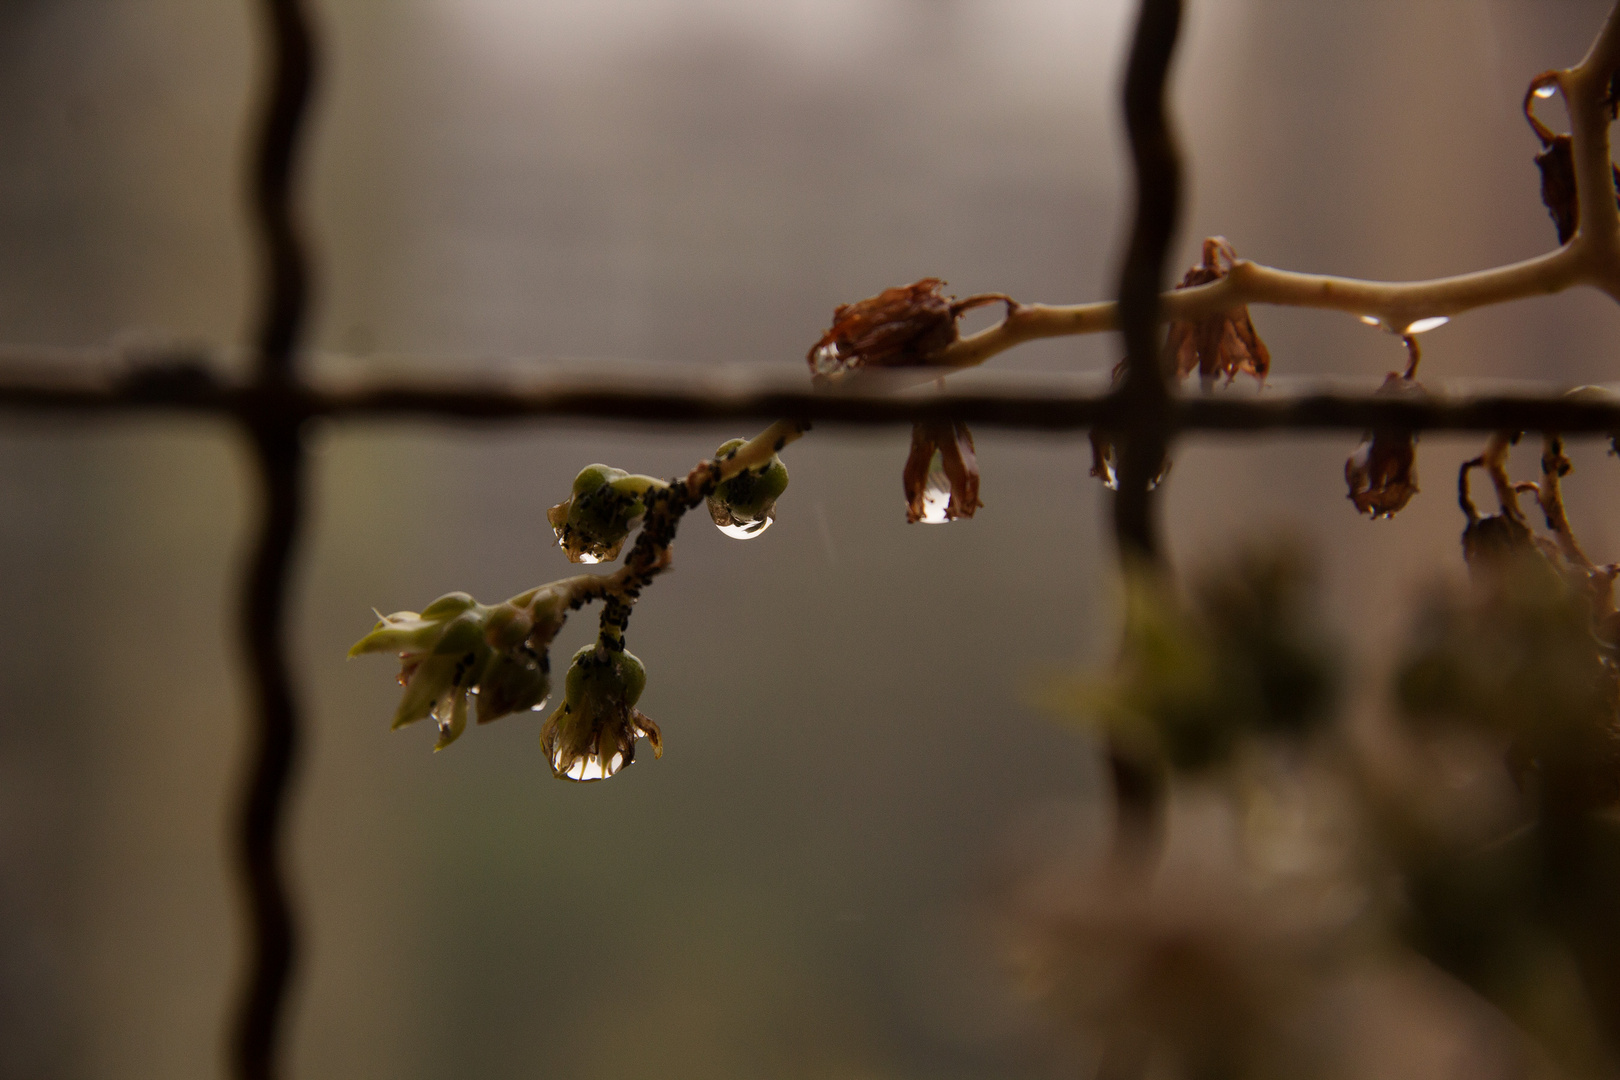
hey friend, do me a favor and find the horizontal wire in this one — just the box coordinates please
[0,355,1617,434]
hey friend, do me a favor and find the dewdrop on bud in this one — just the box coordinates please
[708,438,789,539]
[547,464,665,564]
[348,596,494,750]
[349,582,577,749]
[541,645,662,782]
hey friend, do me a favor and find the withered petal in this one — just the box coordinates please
[1536,135,1579,244]
[903,422,936,523]
[1345,373,1422,519]
[1163,238,1270,387]
[941,423,984,518]
[903,421,983,523]
[1345,432,1418,518]
[809,278,959,378]
[1534,133,1620,246]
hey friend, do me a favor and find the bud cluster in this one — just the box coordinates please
[348,583,570,750]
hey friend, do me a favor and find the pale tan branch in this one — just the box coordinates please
[1535,434,1597,571]
[930,4,1620,374]
[935,247,1587,373]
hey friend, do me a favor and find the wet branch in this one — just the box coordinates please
[929,4,1620,373]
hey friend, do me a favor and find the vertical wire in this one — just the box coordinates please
[232,0,317,1077]
[1104,0,1183,868]
[1112,0,1181,566]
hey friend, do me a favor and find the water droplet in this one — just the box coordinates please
[718,514,774,539]
[553,746,626,782]
[1534,84,1557,99]
[918,465,954,524]
[1359,315,1382,327]
[576,551,602,565]
[1405,315,1449,334]
[811,343,844,376]
[1092,459,1165,491]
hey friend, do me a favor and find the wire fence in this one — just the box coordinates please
[0,0,1610,1076]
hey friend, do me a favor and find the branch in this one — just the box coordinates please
[931,3,1620,373]
[530,420,809,652]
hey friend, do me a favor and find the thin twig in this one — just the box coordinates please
[1535,434,1595,569]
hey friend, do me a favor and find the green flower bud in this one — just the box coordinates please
[707,438,789,539]
[483,603,534,653]
[348,593,492,752]
[540,645,662,782]
[350,583,577,750]
[547,465,667,564]
[476,648,550,725]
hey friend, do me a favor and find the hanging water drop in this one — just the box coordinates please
[1534,84,1557,99]
[918,453,955,523]
[717,514,774,539]
[708,439,789,539]
[1405,315,1449,334]
[555,745,626,781]
[811,343,844,376]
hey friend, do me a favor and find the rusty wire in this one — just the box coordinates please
[231,0,317,1076]
[0,355,1618,434]
[0,0,1614,1076]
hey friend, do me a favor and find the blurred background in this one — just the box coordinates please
[1,0,1618,1076]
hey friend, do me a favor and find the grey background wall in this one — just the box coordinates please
[0,1,1615,1076]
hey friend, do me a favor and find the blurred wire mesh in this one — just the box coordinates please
[2,1,1620,1077]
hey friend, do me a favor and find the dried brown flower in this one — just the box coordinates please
[1525,74,1620,245]
[1164,237,1271,386]
[1535,135,1580,245]
[807,279,1011,380]
[902,420,982,523]
[1345,374,1422,519]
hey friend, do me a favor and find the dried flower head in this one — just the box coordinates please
[1535,135,1580,244]
[902,420,983,524]
[1456,446,1545,574]
[1345,373,1423,519]
[1525,74,1620,245]
[1164,237,1271,386]
[541,645,663,782]
[807,279,1011,381]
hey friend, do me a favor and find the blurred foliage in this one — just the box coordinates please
[1041,542,1337,771]
[1022,534,1620,1080]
